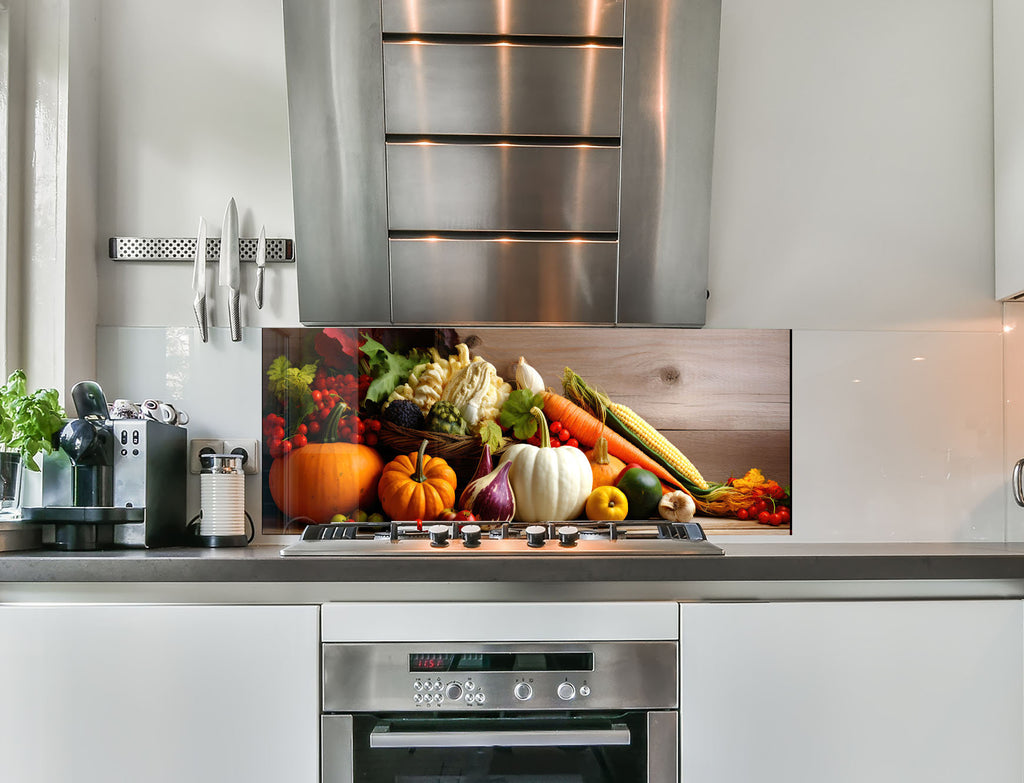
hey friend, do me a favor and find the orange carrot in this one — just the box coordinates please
[541,391,683,491]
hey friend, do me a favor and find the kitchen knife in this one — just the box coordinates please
[254,224,266,310]
[219,197,241,342]
[192,216,209,342]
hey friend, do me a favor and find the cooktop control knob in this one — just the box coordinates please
[525,525,547,548]
[461,524,482,547]
[556,525,579,546]
[428,524,450,547]
[445,682,463,701]
[514,682,533,701]
[557,682,576,701]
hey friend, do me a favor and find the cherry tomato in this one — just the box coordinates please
[558,429,571,442]
[736,508,749,520]
[565,438,579,449]
[272,425,285,440]
[550,421,563,434]
[311,390,322,403]
[768,512,782,526]
[292,434,308,449]
[280,440,293,455]
[297,423,308,435]
[757,511,771,524]
[779,507,791,523]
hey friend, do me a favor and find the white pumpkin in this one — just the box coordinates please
[501,408,593,522]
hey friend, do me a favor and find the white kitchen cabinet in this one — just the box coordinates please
[996,0,1024,300]
[0,604,319,783]
[679,600,1023,783]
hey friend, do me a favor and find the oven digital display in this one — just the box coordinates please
[409,652,594,673]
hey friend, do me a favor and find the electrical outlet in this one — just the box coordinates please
[223,438,260,475]
[189,439,224,474]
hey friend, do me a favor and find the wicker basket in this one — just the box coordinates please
[377,419,490,484]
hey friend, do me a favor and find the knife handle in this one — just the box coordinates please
[228,289,241,342]
[254,267,265,310]
[193,295,209,343]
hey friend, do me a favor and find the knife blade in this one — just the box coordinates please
[192,216,209,342]
[254,224,266,310]
[219,197,241,342]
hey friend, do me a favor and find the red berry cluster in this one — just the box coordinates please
[338,417,381,447]
[734,485,791,526]
[526,419,580,449]
[263,414,308,458]
[312,369,360,410]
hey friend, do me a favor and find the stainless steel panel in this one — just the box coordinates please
[283,1,392,325]
[321,715,354,783]
[322,642,678,712]
[369,723,631,748]
[617,0,721,326]
[647,712,679,783]
[384,42,623,137]
[382,0,625,37]
[386,143,620,232]
[389,238,616,324]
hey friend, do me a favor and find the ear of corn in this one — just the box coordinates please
[562,367,711,494]
[606,401,709,490]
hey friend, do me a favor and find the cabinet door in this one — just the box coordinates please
[0,604,319,783]
[680,601,1023,783]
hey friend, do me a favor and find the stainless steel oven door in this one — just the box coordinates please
[323,710,677,783]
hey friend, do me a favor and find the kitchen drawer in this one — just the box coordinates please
[385,142,621,232]
[381,0,625,37]
[389,238,617,323]
[384,42,623,137]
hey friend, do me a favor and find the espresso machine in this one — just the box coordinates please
[22,381,187,550]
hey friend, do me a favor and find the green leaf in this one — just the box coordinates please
[0,370,65,471]
[360,333,431,404]
[478,420,504,452]
[499,389,544,441]
[266,356,317,434]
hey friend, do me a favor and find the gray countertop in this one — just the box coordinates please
[2,542,1024,603]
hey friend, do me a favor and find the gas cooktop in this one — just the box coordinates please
[279,520,724,556]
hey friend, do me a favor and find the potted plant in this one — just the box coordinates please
[0,370,65,513]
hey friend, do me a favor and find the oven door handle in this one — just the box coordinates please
[369,723,631,749]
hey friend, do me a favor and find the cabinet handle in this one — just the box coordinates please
[1013,458,1024,507]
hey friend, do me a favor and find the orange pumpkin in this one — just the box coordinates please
[268,442,384,524]
[378,440,457,521]
[585,437,626,488]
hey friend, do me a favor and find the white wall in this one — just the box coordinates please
[89,0,1008,542]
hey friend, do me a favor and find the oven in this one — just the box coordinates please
[320,603,680,783]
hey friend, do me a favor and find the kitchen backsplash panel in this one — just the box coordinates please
[260,327,791,535]
[96,325,1004,543]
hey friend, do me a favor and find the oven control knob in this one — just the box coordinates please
[557,682,576,701]
[525,525,547,548]
[556,525,579,546]
[428,524,450,547]
[445,682,464,701]
[461,524,482,547]
[514,682,533,701]
[579,685,591,697]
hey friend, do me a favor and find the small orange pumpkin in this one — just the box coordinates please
[378,439,457,521]
[268,442,384,524]
[585,437,626,488]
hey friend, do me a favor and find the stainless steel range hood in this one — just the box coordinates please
[283,0,721,327]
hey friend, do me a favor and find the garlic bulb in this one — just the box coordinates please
[513,356,544,395]
[658,491,697,523]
